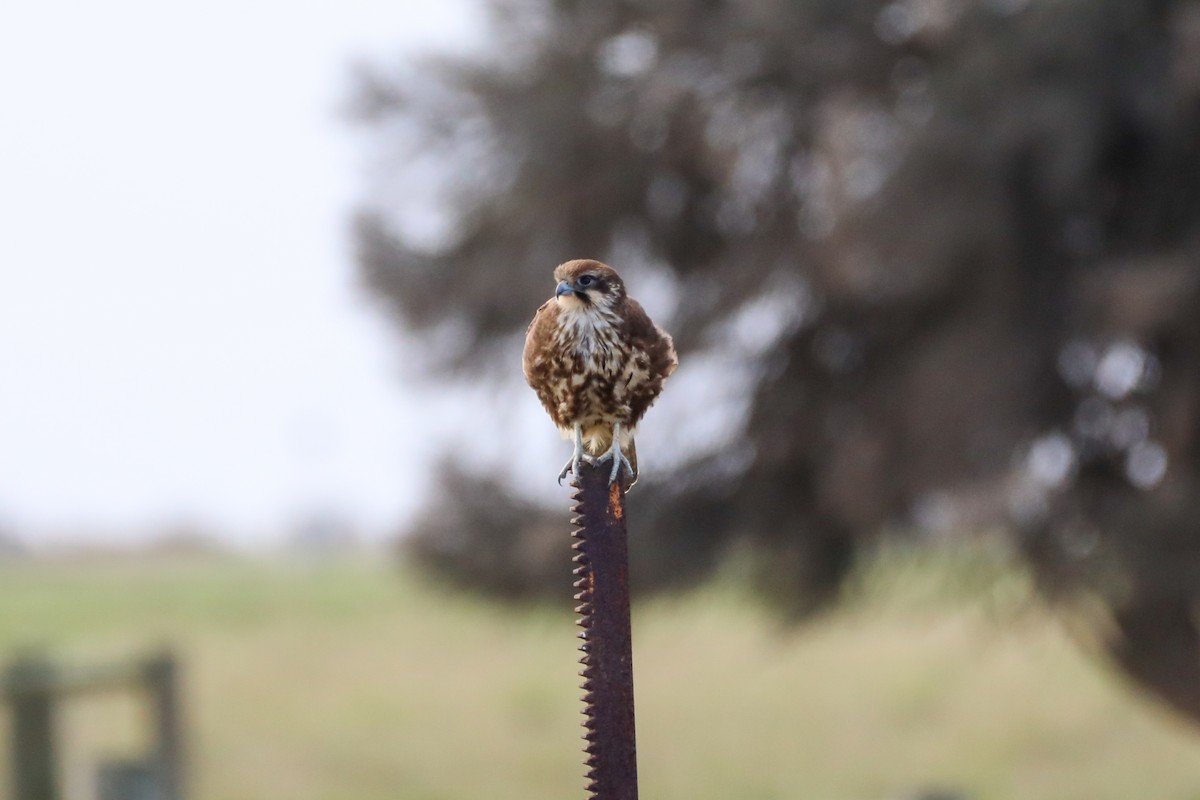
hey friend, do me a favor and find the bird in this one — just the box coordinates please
[523,258,678,488]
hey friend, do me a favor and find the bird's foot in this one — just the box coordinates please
[558,422,594,486]
[557,453,596,486]
[594,442,634,484]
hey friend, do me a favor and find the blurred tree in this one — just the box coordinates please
[351,0,1200,721]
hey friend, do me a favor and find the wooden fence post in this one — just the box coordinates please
[145,653,184,800]
[5,656,60,800]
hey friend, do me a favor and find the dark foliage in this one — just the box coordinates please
[352,0,1200,722]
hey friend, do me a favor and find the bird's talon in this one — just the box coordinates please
[558,433,597,485]
[594,449,634,484]
[609,454,633,484]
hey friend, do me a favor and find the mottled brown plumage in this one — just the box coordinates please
[523,259,678,486]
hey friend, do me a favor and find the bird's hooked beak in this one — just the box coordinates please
[555,279,576,297]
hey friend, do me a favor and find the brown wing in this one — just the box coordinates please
[618,297,678,428]
[522,298,566,428]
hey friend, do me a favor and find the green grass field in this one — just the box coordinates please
[0,548,1197,800]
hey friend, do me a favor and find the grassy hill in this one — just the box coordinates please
[0,548,1196,799]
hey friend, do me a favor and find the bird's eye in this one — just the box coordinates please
[578,275,595,287]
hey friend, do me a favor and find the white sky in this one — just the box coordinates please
[0,1,483,545]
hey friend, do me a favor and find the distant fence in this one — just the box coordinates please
[1,652,184,800]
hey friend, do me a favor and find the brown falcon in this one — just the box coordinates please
[523,259,678,487]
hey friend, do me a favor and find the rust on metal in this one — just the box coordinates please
[608,482,624,520]
[570,461,638,800]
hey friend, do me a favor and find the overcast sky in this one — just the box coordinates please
[0,1,483,545]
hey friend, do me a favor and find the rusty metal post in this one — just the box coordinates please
[570,462,638,800]
[5,656,61,800]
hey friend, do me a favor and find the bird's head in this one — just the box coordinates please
[552,259,625,310]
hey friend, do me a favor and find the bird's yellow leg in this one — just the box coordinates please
[594,422,634,484]
[558,423,595,485]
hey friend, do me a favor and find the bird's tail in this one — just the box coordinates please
[625,436,639,489]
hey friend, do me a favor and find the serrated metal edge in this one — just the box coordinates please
[569,482,601,797]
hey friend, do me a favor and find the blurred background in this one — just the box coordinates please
[4,0,1200,798]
